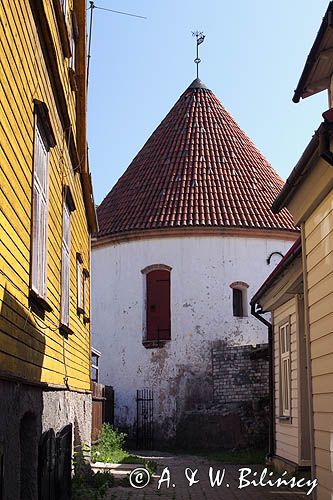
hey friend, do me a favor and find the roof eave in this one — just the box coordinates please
[293,1,333,103]
[272,117,333,213]
[250,237,302,306]
[272,128,320,213]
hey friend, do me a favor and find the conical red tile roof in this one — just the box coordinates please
[97,79,296,237]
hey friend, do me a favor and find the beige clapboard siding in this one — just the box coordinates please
[0,0,91,391]
[273,298,300,464]
[305,191,333,494]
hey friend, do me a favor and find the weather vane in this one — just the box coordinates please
[192,31,205,79]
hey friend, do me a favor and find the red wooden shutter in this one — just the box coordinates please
[146,270,171,341]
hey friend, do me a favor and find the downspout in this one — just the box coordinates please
[251,303,275,461]
[301,225,317,499]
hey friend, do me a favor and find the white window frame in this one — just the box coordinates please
[61,0,68,21]
[77,256,83,312]
[61,202,71,326]
[91,348,100,383]
[280,321,291,418]
[31,119,49,299]
[83,269,89,317]
[69,13,76,71]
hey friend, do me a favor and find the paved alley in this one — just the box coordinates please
[106,452,310,499]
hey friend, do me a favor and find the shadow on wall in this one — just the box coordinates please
[175,344,270,450]
[0,286,45,500]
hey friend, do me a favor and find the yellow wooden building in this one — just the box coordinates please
[0,0,97,497]
[252,4,333,499]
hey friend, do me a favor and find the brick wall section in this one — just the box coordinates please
[212,344,269,405]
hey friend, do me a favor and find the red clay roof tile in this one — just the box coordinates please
[97,79,296,237]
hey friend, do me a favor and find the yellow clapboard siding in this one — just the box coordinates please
[312,374,333,396]
[0,297,89,370]
[306,230,333,270]
[308,271,333,306]
[0,315,90,386]
[311,332,333,358]
[315,448,332,472]
[313,393,333,414]
[309,293,333,324]
[305,193,333,237]
[0,0,91,390]
[310,312,333,341]
[311,353,333,377]
[314,466,333,494]
[306,210,333,255]
[276,427,299,440]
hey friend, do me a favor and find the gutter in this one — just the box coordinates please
[250,303,275,460]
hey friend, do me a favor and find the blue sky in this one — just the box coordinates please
[87,0,329,205]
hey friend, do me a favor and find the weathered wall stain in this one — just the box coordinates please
[92,235,293,446]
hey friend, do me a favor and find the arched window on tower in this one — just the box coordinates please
[230,281,249,318]
[141,265,171,348]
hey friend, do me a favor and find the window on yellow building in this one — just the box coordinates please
[76,253,84,314]
[60,187,75,332]
[31,122,49,299]
[30,101,55,308]
[279,320,291,418]
[61,0,68,21]
[69,12,78,72]
[61,202,71,327]
[83,269,89,320]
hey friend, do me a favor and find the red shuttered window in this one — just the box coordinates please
[146,270,171,342]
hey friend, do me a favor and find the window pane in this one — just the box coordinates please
[233,288,243,317]
[61,203,71,326]
[40,197,47,297]
[77,260,82,309]
[91,367,98,383]
[83,274,87,313]
[31,186,40,292]
[32,121,48,298]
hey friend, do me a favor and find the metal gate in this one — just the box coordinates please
[38,424,72,500]
[55,425,72,500]
[38,429,56,500]
[136,389,154,449]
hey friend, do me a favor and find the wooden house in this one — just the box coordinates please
[252,3,333,498]
[0,0,97,497]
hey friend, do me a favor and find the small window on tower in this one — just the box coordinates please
[141,265,172,348]
[230,281,249,318]
[233,288,243,317]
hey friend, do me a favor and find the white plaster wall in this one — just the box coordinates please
[91,234,295,441]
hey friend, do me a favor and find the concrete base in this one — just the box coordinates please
[271,454,311,476]
[0,379,91,500]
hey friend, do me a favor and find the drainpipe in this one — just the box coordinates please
[301,225,317,499]
[251,303,275,461]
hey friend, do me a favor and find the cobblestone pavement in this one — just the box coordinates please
[105,452,310,499]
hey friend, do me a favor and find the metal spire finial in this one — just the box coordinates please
[192,31,205,79]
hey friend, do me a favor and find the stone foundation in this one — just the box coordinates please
[0,380,91,500]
